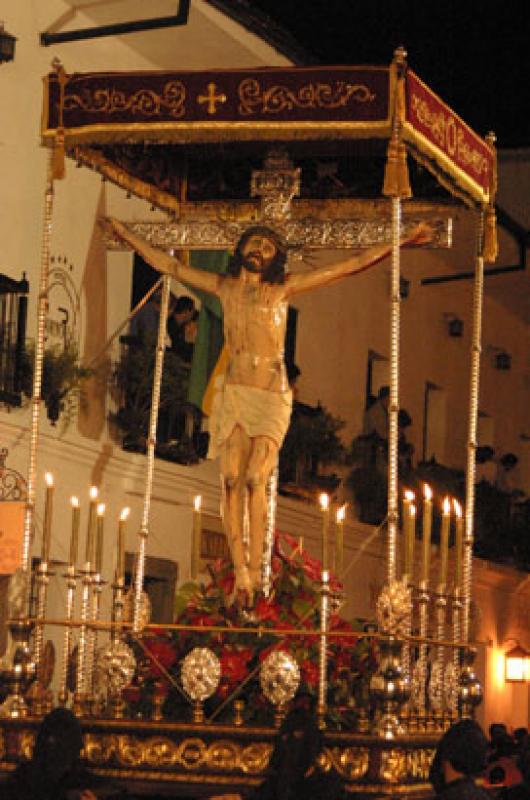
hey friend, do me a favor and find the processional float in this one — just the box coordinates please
[0,48,496,796]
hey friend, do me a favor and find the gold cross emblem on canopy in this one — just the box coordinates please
[197,82,227,115]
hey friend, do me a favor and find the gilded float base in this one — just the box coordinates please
[0,717,438,798]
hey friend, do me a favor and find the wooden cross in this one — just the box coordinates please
[197,82,227,115]
[105,150,452,251]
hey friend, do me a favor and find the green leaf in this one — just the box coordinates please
[292,598,312,619]
[173,581,201,618]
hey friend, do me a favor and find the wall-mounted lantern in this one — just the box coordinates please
[495,351,511,371]
[443,313,464,337]
[0,23,16,64]
[505,643,530,682]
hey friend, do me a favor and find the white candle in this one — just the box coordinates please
[421,484,433,584]
[42,472,54,563]
[95,503,105,575]
[117,507,129,582]
[319,493,330,572]
[192,495,202,579]
[407,504,417,582]
[85,486,98,566]
[335,504,346,576]
[453,499,463,590]
[402,490,415,578]
[439,496,451,589]
[69,496,80,567]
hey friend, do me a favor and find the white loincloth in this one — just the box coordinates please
[207,381,292,459]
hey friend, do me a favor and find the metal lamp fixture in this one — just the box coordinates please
[443,313,464,337]
[0,23,16,64]
[505,643,530,682]
[495,351,511,370]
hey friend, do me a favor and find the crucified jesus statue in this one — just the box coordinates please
[107,218,431,603]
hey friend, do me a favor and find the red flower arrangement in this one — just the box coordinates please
[127,532,378,727]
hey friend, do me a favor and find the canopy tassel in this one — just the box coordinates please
[383,138,411,199]
[52,128,66,181]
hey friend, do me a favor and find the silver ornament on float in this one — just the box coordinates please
[93,640,136,698]
[260,650,300,706]
[181,647,221,702]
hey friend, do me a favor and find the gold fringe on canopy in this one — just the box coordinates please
[383,48,412,200]
[74,146,182,215]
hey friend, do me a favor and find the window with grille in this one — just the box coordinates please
[0,273,29,406]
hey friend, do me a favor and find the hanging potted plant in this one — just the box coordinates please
[279,402,346,496]
[21,341,93,426]
[109,335,191,453]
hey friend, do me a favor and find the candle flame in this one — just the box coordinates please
[120,507,130,521]
[336,504,347,523]
[194,495,202,512]
[443,496,451,515]
[89,486,98,500]
[71,496,79,508]
[404,489,415,501]
[319,493,329,510]
[321,569,329,583]
[97,503,106,516]
[410,504,417,517]
[424,483,433,501]
[453,499,462,518]
[45,472,54,487]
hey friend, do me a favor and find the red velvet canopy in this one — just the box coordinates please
[41,58,496,217]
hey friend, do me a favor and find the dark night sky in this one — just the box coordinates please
[248,0,530,149]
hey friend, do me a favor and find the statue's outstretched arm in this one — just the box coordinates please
[105,218,221,296]
[285,222,432,297]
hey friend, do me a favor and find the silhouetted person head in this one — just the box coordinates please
[265,704,323,800]
[518,736,530,784]
[440,719,488,776]
[490,722,508,745]
[173,295,195,321]
[430,719,488,793]
[33,707,84,784]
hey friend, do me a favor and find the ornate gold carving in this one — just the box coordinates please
[405,748,436,781]
[83,734,272,775]
[209,741,239,770]
[17,730,35,760]
[239,742,272,774]
[64,82,186,119]
[238,79,375,116]
[380,748,407,782]
[378,747,436,783]
[106,217,451,253]
[325,746,370,780]
[197,82,227,115]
